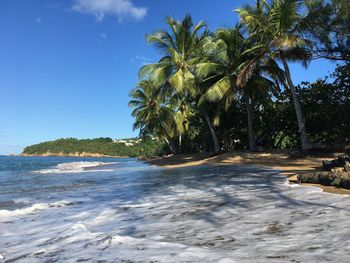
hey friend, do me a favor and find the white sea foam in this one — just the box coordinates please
[1,165,350,262]
[0,200,73,218]
[34,161,114,174]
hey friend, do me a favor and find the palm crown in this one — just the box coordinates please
[139,15,208,96]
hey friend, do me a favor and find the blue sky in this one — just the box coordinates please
[0,0,337,154]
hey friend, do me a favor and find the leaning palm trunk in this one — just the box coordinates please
[203,112,220,152]
[178,134,182,154]
[164,136,177,154]
[281,56,312,151]
[162,126,177,154]
[246,95,257,151]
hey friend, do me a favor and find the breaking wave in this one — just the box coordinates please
[34,161,115,174]
[0,200,75,218]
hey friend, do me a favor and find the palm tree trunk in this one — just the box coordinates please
[162,126,177,154]
[203,112,220,152]
[178,134,182,154]
[281,56,312,151]
[246,95,257,151]
[164,137,177,154]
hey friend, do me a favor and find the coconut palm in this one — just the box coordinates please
[139,15,221,152]
[196,26,282,151]
[236,0,314,151]
[128,80,177,153]
[171,95,190,153]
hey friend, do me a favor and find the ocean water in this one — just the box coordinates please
[0,156,350,262]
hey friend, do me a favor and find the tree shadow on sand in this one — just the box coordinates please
[103,163,349,229]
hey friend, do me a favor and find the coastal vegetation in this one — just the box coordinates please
[22,0,349,158]
[22,137,167,158]
[129,0,350,154]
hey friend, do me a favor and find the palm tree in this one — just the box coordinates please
[236,0,314,151]
[196,26,280,151]
[172,96,190,153]
[140,15,221,152]
[128,80,177,153]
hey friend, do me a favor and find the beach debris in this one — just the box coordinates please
[266,222,283,234]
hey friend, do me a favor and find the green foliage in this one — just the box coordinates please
[132,15,220,153]
[212,63,350,150]
[22,137,168,158]
[305,0,350,62]
[300,64,350,144]
[128,2,350,153]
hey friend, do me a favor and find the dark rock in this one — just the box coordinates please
[344,161,350,173]
[323,155,350,171]
[302,155,350,189]
[332,177,342,187]
[341,178,350,189]
[330,170,350,189]
[298,173,316,183]
[337,154,350,166]
[298,172,323,184]
[318,172,334,185]
[331,167,345,173]
[298,171,335,185]
[323,159,339,171]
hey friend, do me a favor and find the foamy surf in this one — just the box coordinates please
[34,161,114,174]
[0,200,74,218]
[2,158,350,262]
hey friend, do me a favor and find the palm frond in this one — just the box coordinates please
[280,46,312,68]
[169,69,184,93]
[205,76,231,102]
[237,51,264,88]
[195,62,224,78]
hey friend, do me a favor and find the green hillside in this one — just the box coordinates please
[22,137,168,158]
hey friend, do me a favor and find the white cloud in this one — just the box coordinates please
[72,0,147,22]
[99,33,107,40]
[135,55,152,61]
[131,55,153,65]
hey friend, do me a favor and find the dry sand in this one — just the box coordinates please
[147,151,350,195]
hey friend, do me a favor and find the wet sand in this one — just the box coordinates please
[147,151,350,195]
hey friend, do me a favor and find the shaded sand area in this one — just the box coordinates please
[147,151,350,195]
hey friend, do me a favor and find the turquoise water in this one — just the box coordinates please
[1,156,350,262]
[0,156,142,207]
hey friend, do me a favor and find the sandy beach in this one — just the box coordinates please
[147,151,350,195]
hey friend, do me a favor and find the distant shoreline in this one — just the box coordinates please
[20,152,126,158]
[20,137,165,158]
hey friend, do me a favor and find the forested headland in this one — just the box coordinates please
[22,137,167,158]
[129,0,350,154]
